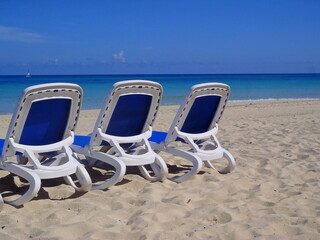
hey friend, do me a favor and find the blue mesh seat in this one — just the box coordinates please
[74,135,90,148]
[0,139,4,156]
[180,95,221,134]
[19,98,71,146]
[106,94,152,137]
[149,131,168,144]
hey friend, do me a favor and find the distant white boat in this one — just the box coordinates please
[26,70,31,78]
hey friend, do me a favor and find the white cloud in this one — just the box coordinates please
[113,50,126,63]
[100,59,109,64]
[0,25,44,43]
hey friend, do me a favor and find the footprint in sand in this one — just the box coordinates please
[206,211,232,224]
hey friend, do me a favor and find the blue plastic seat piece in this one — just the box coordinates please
[0,139,4,155]
[149,131,168,144]
[74,135,90,148]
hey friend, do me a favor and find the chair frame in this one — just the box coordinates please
[0,83,92,207]
[72,80,168,190]
[150,83,235,182]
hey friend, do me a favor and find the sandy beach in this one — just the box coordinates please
[0,99,319,240]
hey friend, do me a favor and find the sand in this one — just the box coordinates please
[0,99,319,240]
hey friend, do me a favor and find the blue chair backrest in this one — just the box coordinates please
[19,98,71,145]
[105,94,152,137]
[180,95,221,134]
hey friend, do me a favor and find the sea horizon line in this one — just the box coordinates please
[1,72,320,77]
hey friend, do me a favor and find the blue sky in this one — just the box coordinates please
[0,0,319,75]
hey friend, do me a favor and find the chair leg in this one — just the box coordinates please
[219,150,236,173]
[64,163,92,192]
[88,151,126,190]
[88,157,98,167]
[166,147,203,183]
[204,160,216,169]
[62,147,92,192]
[16,155,28,164]
[204,149,236,174]
[1,163,41,207]
[138,154,168,182]
[0,194,3,212]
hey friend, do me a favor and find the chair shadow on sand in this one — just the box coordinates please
[0,172,88,206]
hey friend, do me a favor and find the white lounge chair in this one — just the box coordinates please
[149,83,236,182]
[0,83,92,207]
[73,80,168,189]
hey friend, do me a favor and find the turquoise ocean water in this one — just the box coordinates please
[0,74,319,114]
